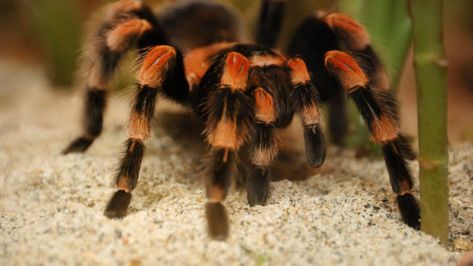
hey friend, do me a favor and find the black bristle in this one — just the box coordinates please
[328,88,348,146]
[256,0,287,47]
[85,89,107,137]
[104,190,132,218]
[382,142,413,194]
[207,149,235,199]
[158,1,241,51]
[304,124,326,167]
[394,135,417,161]
[290,82,320,113]
[254,124,276,151]
[246,166,270,206]
[203,88,254,141]
[133,85,159,124]
[62,137,94,154]
[161,50,189,105]
[349,88,383,130]
[205,202,229,240]
[116,139,145,191]
[396,194,421,230]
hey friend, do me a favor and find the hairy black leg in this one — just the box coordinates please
[63,1,169,154]
[256,0,287,48]
[198,51,253,239]
[287,12,392,146]
[328,86,348,146]
[286,12,348,146]
[205,149,235,240]
[246,87,279,206]
[288,57,326,167]
[105,45,185,218]
[325,51,420,229]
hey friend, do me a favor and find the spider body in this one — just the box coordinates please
[64,0,420,240]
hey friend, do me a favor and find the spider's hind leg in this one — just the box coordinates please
[325,51,420,229]
[63,1,169,154]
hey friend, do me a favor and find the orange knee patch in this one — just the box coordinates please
[117,175,132,192]
[251,146,278,166]
[301,104,320,126]
[324,12,370,50]
[324,50,369,91]
[107,19,151,52]
[207,184,225,203]
[371,115,398,143]
[207,118,240,150]
[221,52,250,91]
[287,58,311,85]
[184,42,235,87]
[253,88,276,123]
[129,112,151,140]
[138,45,176,88]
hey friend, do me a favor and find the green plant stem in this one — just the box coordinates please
[412,0,449,245]
[29,0,83,87]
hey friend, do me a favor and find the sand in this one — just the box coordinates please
[0,61,472,265]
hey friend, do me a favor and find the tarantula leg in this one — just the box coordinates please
[286,12,348,146]
[288,58,326,167]
[325,51,420,229]
[203,52,253,239]
[63,1,168,154]
[105,45,179,218]
[323,12,389,90]
[205,149,235,240]
[256,0,287,48]
[246,87,279,206]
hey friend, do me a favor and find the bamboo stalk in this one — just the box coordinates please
[411,0,449,245]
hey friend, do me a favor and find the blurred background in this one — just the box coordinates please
[0,0,472,144]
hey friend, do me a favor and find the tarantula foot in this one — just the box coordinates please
[246,167,270,206]
[104,190,132,218]
[205,202,229,240]
[396,194,421,230]
[62,136,94,154]
[303,125,326,167]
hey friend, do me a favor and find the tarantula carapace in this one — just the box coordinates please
[63,0,420,239]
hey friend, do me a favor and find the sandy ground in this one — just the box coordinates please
[0,61,472,265]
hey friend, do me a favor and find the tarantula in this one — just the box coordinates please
[63,0,420,239]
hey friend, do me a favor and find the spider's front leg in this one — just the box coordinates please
[325,51,420,229]
[63,0,169,154]
[105,45,188,218]
[200,52,253,239]
[288,58,326,167]
[246,87,279,206]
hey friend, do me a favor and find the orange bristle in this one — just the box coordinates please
[221,52,250,91]
[324,50,369,91]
